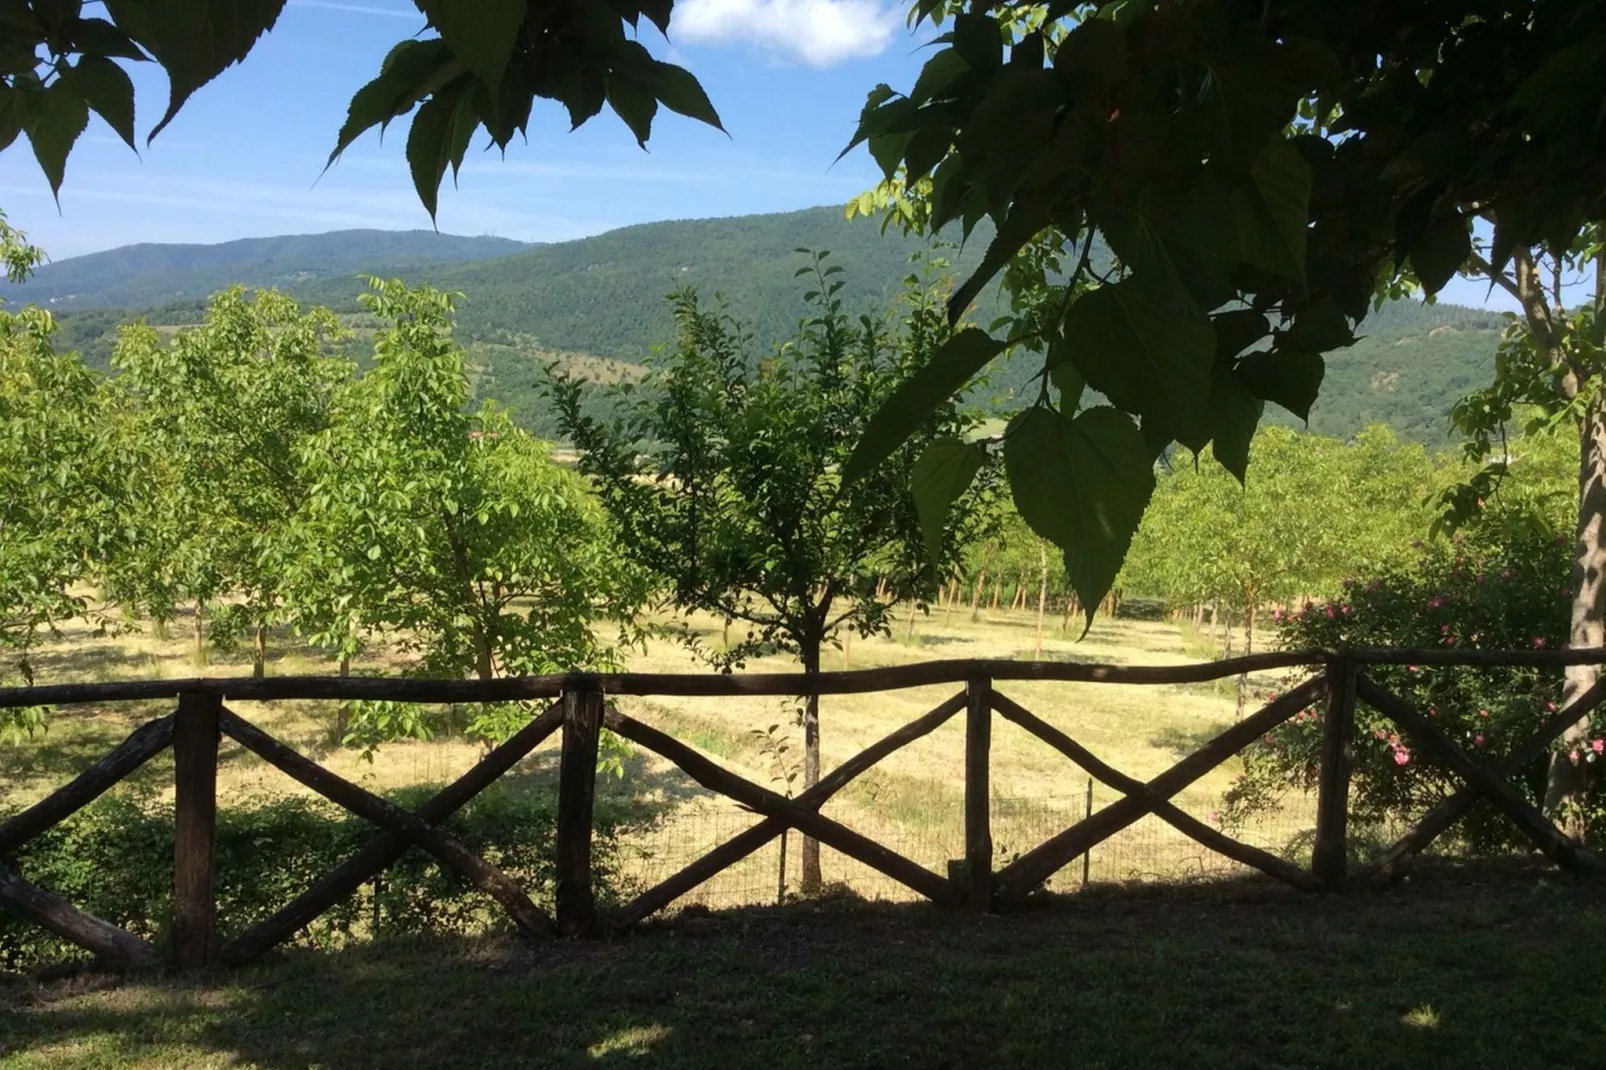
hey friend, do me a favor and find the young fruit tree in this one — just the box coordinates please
[110,287,349,675]
[286,279,651,749]
[548,254,995,892]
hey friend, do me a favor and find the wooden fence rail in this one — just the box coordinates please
[1,649,1602,971]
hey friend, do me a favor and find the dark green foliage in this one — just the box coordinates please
[0,784,651,971]
[1227,527,1604,848]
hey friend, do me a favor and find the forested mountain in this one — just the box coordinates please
[17,206,1510,446]
[0,229,529,308]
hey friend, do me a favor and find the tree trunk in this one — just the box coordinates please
[944,581,958,626]
[1547,398,1606,830]
[905,598,918,640]
[970,569,987,622]
[336,654,352,742]
[841,628,852,669]
[193,600,206,664]
[799,641,823,894]
[475,635,495,682]
[1034,543,1049,659]
[1237,587,1256,718]
[989,577,1001,611]
[252,622,266,679]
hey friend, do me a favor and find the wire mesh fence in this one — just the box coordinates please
[616,784,1321,911]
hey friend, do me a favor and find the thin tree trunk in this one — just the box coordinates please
[475,635,495,682]
[193,599,206,664]
[1548,396,1606,829]
[252,622,266,679]
[1237,588,1256,718]
[799,641,823,894]
[336,654,352,741]
[944,580,958,626]
[842,628,852,669]
[970,569,987,622]
[905,598,918,641]
[989,577,1002,612]
[1035,543,1049,659]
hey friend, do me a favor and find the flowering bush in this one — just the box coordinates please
[1224,526,1606,850]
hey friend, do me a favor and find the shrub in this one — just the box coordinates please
[1,784,654,971]
[1224,527,1606,850]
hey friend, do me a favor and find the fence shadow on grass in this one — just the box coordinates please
[2,865,1600,1070]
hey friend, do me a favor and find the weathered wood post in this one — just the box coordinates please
[963,672,993,911]
[1312,658,1357,889]
[555,676,602,937]
[172,690,221,967]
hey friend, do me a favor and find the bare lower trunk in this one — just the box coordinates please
[1546,402,1606,830]
[1034,543,1049,659]
[989,577,1001,611]
[905,599,918,640]
[841,628,852,669]
[336,654,352,741]
[475,636,495,682]
[800,642,823,894]
[1237,589,1256,718]
[193,600,206,664]
[252,622,266,679]
[970,569,987,621]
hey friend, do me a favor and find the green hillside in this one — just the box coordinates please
[27,206,1512,446]
[0,229,529,308]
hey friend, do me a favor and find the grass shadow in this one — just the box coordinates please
[3,865,1603,1069]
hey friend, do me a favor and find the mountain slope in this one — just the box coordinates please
[24,208,1512,446]
[0,229,530,307]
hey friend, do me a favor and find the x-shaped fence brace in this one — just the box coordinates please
[4,662,1605,970]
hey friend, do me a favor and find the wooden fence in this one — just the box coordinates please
[2,647,1604,971]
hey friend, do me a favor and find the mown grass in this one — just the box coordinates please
[2,866,1601,1069]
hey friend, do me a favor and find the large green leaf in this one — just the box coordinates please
[106,0,287,141]
[1206,362,1263,482]
[636,60,723,131]
[1245,140,1312,282]
[15,79,88,198]
[843,327,1005,483]
[327,40,458,168]
[1410,213,1471,295]
[1004,405,1154,630]
[912,437,986,567]
[61,55,137,150]
[1053,279,1215,449]
[405,84,477,221]
[1238,348,1324,421]
[417,0,524,86]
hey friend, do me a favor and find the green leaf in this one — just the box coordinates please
[1054,279,1215,449]
[16,79,89,198]
[952,12,1001,70]
[1206,362,1263,482]
[910,48,969,104]
[606,73,658,148]
[327,40,457,167]
[1283,299,1353,353]
[66,16,149,61]
[1238,348,1324,421]
[417,0,524,86]
[1004,406,1154,630]
[1047,333,1085,410]
[1246,140,1312,281]
[1411,213,1471,295]
[105,0,287,141]
[405,83,477,221]
[1212,308,1271,360]
[912,438,986,567]
[637,60,723,131]
[844,327,1005,483]
[61,55,137,150]
[1053,17,1126,88]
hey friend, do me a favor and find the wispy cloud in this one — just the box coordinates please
[288,0,422,20]
[675,0,902,66]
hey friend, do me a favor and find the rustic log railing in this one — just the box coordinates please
[2,649,1604,971]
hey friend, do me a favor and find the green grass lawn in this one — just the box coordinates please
[4,865,1602,1069]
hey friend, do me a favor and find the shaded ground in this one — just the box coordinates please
[3,865,1601,1069]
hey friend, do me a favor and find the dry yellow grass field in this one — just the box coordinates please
[3,601,1316,909]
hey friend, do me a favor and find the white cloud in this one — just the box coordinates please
[675,0,901,66]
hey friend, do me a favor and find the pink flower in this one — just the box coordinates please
[1570,749,1581,764]
[1474,733,1485,747]
[1208,809,1219,824]
[1479,709,1489,719]
[1407,665,1419,674]
[1427,598,1444,610]
[1546,701,1558,712]
[1501,569,1513,579]
[1341,604,1352,616]
[1394,750,1411,766]
[1428,705,1437,717]
[1593,740,1604,755]
[1374,728,1388,740]
[1533,636,1546,649]
[1326,603,1336,619]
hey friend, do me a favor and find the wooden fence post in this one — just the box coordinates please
[1312,659,1357,889]
[172,691,221,968]
[556,679,602,937]
[963,673,993,911]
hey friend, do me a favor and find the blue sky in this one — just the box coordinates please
[0,0,929,259]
